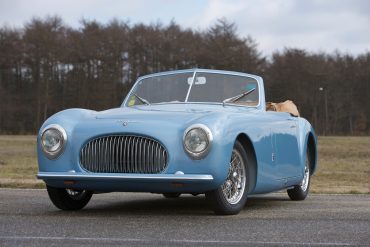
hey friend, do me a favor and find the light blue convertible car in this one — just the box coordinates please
[37,69,317,215]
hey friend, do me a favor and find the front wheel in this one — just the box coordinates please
[206,141,248,215]
[162,193,181,198]
[46,185,93,210]
[287,149,311,200]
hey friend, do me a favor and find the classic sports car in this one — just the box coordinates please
[37,69,317,215]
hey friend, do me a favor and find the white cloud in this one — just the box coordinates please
[186,0,370,55]
[0,0,368,56]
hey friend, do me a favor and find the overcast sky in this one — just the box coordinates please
[0,0,369,56]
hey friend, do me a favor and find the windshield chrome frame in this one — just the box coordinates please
[122,69,264,111]
[184,70,196,102]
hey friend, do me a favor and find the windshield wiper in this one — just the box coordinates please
[132,93,151,105]
[222,88,256,106]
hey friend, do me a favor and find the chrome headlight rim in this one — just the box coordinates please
[40,124,67,160]
[183,124,213,160]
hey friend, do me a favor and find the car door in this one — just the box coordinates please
[270,112,301,182]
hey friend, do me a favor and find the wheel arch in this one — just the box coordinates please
[235,133,257,193]
[306,132,317,175]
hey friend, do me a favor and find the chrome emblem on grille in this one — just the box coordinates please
[122,121,128,126]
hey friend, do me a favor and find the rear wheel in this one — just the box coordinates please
[287,149,311,200]
[206,141,248,215]
[46,185,93,210]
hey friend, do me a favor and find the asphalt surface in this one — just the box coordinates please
[0,189,369,247]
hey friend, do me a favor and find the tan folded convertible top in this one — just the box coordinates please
[266,100,300,117]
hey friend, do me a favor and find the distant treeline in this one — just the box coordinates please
[0,16,369,135]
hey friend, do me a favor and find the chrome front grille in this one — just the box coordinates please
[80,135,168,174]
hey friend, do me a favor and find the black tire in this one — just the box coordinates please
[162,193,181,198]
[287,148,311,201]
[206,141,248,215]
[46,185,93,210]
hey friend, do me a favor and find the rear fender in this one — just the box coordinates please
[297,118,318,175]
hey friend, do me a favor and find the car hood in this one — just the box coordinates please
[41,103,259,152]
[42,103,258,134]
[93,104,256,126]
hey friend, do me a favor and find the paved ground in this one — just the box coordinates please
[0,189,369,247]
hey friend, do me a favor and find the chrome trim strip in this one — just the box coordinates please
[37,172,214,181]
[184,70,196,102]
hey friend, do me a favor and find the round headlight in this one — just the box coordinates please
[41,124,67,159]
[183,124,213,159]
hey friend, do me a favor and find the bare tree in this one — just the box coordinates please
[0,16,369,135]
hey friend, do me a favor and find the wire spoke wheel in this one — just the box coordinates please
[221,149,246,204]
[287,147,312,201]
[66,189,88,200]
[206,141,249,215]
[300,159,310,192]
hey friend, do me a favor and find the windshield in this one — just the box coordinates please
[126,71,259,107]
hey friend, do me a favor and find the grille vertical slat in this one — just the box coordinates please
[162,150,166,167]
[107,137,110,172]
[128,137,132,173]
[104,138,108,170]
[154,143,157,173]
[124,137,128,171]
[143,139,146,172]
[107,137,111,172]
[97,139,101,172]
[81,146,85,168]
[134,137,137,173]
[91,140,94,172]
[105,138,109,170]
[139,139,143,173]
[147,140,151,173]
[94,140,98,172]
[110,137,113,172]
[117,136,120,173]
[126,137,130,173]
[90,141,93,172]
[119,137,123,172]
[127,137,131,172]
[111,137,115,172]
[151,142,155,173]
[130,137,134,172]
[156,143,160,173]
[86,143,90,170]
[100,139,103,172]
[80,135,168,174]
[152,142,156,173]
[115,136,119,173]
